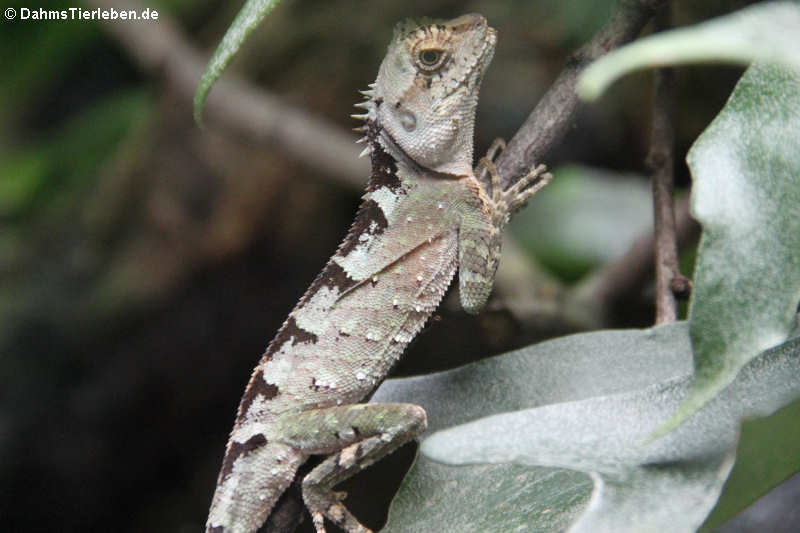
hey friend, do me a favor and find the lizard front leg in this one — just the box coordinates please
[459,143,552,314]
[273,403,427,533]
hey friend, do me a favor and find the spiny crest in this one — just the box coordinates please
[351,82,376,158]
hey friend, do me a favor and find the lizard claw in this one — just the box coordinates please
[505,164,552,212]
[475,137,506,191]
[311,511,328,533]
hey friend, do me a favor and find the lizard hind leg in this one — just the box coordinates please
[273,403,427,533]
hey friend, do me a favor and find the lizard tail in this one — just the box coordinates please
[206,442,305,533]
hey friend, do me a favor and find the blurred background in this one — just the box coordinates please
[3,0,790,532]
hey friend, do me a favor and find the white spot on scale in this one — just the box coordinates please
[365,328,383,341]
[356,371,367,381]
[416,274,423,282]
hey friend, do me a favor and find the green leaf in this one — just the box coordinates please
[577,2,800,100]
[382,459,592,533]
[193,0,281,125]
[572,0,800,433]
[373,324,800,532]
[659,62,800,431]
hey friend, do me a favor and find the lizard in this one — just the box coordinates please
[206,13,551,533]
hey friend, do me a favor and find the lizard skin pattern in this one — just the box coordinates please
[206,13,550,533]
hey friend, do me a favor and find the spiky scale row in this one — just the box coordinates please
[352,92,374,154]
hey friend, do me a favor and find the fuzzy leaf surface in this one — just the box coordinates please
[578,2,800,99]
[374,324,800,532]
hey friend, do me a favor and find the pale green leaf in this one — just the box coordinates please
[382,459,591,533]
[577,2,800,100]
[374,324,689,532]
[374,325,800,532]
[661,62,800,430]
[193,0,281,124]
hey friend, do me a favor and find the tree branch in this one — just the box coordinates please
[648,66,679,324]
[646,8,679,324]
[647,6,688,325]
[496,0,669,189]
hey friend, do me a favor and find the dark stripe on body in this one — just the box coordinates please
[238,369,280,422]
[366,120,402,192]
[337,199,389,257]
[273,316,318,347]
[220,433,268,480]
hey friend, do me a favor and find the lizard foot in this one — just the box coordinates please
[475,138,552,216]
[501,163,552,213]
[480,159,552,224]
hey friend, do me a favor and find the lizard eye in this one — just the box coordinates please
[416,48,447,71]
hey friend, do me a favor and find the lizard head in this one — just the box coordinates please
[359,14,497,177]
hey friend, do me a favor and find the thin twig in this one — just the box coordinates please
[572,193,697,323]
[648,6,682,324]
